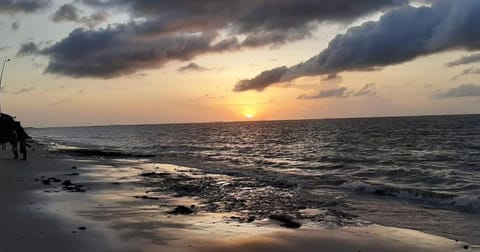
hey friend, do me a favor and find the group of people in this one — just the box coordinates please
[0,113,31,160]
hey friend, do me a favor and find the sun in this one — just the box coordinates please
[245,113,254,119]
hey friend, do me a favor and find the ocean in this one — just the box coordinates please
[28,114,480,243]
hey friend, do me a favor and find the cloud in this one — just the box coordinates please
[451,67,480,80]
[11,21,19,31]
[233,66,288,92]
[353,83,377,96]
[236,0,480,92]
[298,83,377,100]
[434,84,480,98]
[17,42,40,56]
[298,87,350,99]
[12,86,35,95]
[51,4,79,22]
[48,98,71,106]
[19,29,226,78]
[19,0,407,78]
[322,73,341,81]
[446,53,480,67]
[195,94,224,101]
[0,0,50,14]
[178,62,208,73]
[51,3,108,27]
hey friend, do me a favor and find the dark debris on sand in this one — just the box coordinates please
[138,169,359,228]
[168,206,195,215]
[36,175,86,193]
[134,195,159,200]
[62,180,86,193]
[269,214,302,229]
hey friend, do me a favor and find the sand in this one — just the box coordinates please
[0,143,475,252]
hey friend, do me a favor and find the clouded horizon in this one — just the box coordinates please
[1,0,479,127]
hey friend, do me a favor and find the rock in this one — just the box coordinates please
[168,206,194,215]
[77,226,87,231]
[41,177,62,185]
[246,216,256,223]
[62,180,73,186]
[65,173,80,176]
[463,245,469,249]
[269,214,302,229]
[140,172,170,178]
[134,195,159,200]
[61,180,86,193]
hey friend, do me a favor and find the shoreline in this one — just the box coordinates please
[0,143,476,251]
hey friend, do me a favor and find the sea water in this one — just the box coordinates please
[28,114,480,243]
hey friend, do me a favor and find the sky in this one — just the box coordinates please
[0,0,480,127]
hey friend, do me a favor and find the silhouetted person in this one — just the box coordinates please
[0,113,18,158]
[13,121,30,160]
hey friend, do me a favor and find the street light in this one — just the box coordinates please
[0,56,11,114]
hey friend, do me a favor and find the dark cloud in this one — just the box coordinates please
[17,42,40,56]
[0,0,50,14]
[434,84,480,98]
[79,0,407,26]
[11,21,19,31]
[19,28,225,78]
[86,11,108,25]
[20,0,407,78]
[236,0,480,92]
[451,67,480,80]
[52,4,80,23]
[233,66,287,92]
[298,87,350,100]
[446,53,480,67]
[51,3,108,27]
[178,62,208,73]
[298,83,377,100]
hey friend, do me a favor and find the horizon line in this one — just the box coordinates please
[27,112,480,129]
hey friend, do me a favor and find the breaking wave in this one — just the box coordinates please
[341,181,480,212]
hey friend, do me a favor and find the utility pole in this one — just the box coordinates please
[0,56,11,114]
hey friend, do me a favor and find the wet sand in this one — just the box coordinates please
[0,143,476,251]
[0,144,117,251]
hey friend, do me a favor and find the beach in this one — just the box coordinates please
[0,142,475,252]
[2,0,480,250]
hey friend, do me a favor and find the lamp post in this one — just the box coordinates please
[0,57,11,114]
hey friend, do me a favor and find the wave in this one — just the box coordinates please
[341,181,480,212]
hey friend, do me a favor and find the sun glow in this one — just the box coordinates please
[245,113,254,119]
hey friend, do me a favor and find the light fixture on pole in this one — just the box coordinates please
[0,56,11,114]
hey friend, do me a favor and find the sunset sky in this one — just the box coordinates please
[1,0,480,127]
